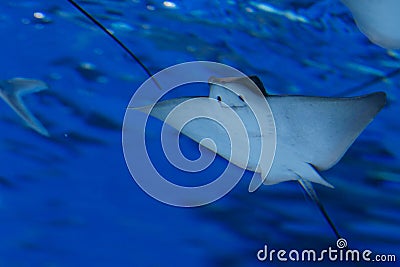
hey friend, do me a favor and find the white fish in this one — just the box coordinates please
[0,78,49,136]
[136,76,386,237]
[342,0,400,49]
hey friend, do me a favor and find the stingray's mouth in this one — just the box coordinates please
[216,101,247,109]
[221,104,247,109]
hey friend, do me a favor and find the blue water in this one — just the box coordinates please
[1,1,399,266]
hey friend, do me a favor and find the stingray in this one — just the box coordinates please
[341,0,400,49]
[0,78,49,136]
[135,76,386,238]
[67,0,387,238]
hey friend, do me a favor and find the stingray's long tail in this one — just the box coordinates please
[67,0,162,90]
[298,179,341,240]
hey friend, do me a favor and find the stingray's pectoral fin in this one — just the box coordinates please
[294,162,334,188]
[1,78,49,136]
[128,97,193,121]
[6,78,48,95]
[248,166,274,192]
[298,178,341,240]
[248,170,265,193]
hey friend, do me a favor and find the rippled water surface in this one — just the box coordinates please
[0,1,399,266]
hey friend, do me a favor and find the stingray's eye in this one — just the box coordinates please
[238,95,245,102]
[217,96,222,102]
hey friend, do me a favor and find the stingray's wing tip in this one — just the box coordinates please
[26,119,50,137]
[248,175,264,192]
[248,185,257,193]
[8,78,49,95]
[325,182,335,189]
[38,127,50,137]
[376,91,387,107]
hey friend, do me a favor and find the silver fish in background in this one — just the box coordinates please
[0,78,49,136]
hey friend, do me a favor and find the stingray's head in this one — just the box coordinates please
[208,76,268,109]
[208,77,248,108]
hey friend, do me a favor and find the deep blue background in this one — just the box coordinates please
[0,0,399,266]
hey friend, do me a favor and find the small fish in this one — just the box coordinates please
[0,78,49,136]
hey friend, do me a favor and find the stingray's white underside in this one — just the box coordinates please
[137,77,386,191]
[342,0,400,49]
